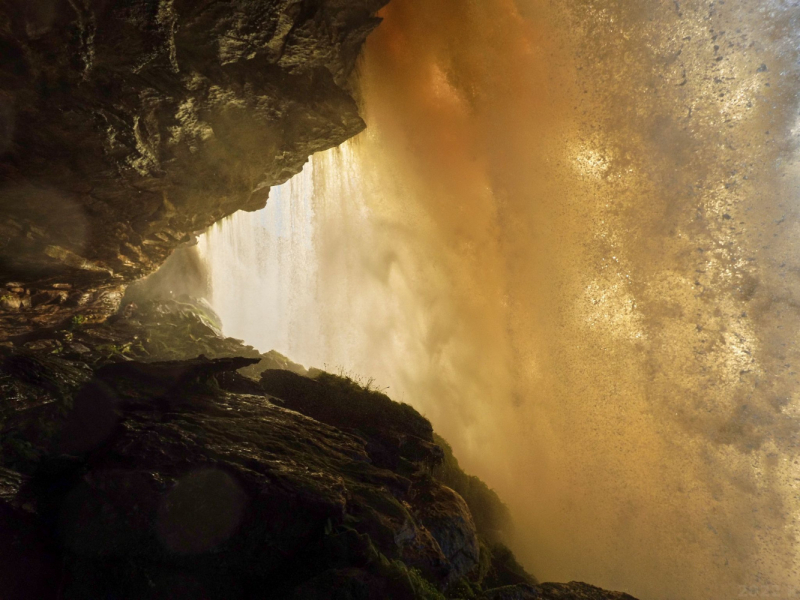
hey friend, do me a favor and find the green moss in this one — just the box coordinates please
[321,524,446,600]
[68,314,87,330]
[351,484,410,523]
[96,342,133,358]
[373,555,445,600]
[402,565,446,600]
[475,537,494,585]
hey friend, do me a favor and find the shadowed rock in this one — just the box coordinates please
[0,355,472,598]
[0,0,388,338]
[96,354,261,400]
[260,369,444,472]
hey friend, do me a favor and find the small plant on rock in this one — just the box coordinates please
[68,314,87,330]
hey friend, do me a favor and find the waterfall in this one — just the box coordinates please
[197,156,319,363]
[198,1,800,598]
[197,140,432,393]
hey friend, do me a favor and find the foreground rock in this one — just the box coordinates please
[0,319,639,599]
[2,354,465,598]
[0,0,387,338]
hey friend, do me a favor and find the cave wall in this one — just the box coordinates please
[0,0,386,339]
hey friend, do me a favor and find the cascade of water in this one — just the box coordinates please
[198,1,800,599]
[197,158,318,362]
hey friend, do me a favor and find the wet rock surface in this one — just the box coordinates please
[0,353,467,598]
[0,0,386,338]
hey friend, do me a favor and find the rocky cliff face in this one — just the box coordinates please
[0,2,643,598]
[0,0,384,338]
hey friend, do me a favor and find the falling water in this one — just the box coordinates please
[197,161,318,362]
[198,1,800,599]
[198,142,431,382]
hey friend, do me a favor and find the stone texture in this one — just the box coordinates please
[259,368,444,472]
[409,477,480,585]
[0,0,386,338]
[0,351,467,598]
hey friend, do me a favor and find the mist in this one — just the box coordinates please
[199,1,800,598]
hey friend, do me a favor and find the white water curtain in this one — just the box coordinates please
[198,2,800,598]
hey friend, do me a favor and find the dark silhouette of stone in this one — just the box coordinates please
[260,368,444,472]
[3,355,465,598]
[0,0,387,338]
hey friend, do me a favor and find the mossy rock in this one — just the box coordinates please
[260,369,443,472]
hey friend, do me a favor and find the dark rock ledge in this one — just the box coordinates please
[0,0,386,338]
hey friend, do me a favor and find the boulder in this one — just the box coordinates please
[409,476,480,584]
